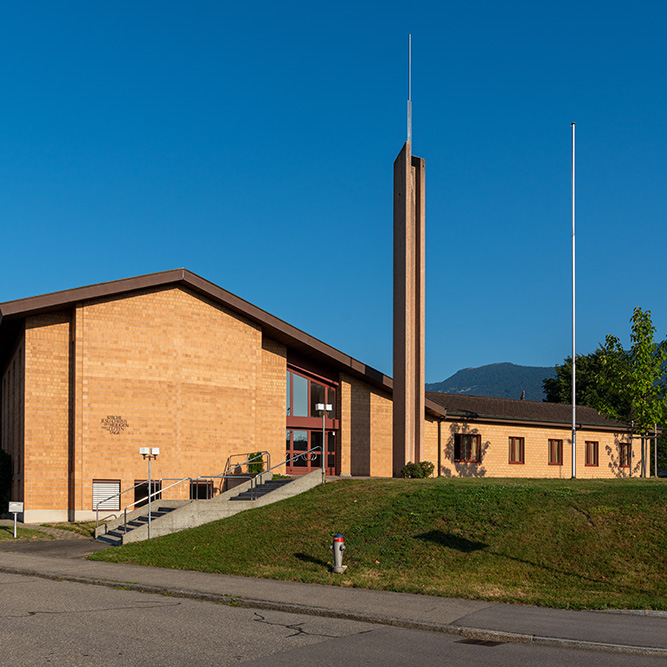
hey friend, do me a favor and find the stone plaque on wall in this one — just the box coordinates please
[101,415,128,434]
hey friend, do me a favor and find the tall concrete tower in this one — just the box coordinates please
[393,140,425,476]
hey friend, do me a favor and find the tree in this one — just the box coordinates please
[544,307,667,475]
[600,308,667,476]
[543,349,629,415]
[598,307,667,434]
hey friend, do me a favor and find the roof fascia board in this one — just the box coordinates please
[0,268,395,393]
[437,413,630,432]
[0,269,187,319]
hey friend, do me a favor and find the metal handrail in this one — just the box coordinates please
[95,447,321,537]
[120,476,193,534]
[195,473,256,499]
[96,481,150,529]
[222,450,271,477]
[256,445,324,485]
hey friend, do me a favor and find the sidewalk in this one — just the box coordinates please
[0,539,665,657]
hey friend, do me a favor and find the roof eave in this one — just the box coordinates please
[0,268,395,394]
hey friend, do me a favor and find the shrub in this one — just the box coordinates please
[401,460,435,478]
[247,452,265,474]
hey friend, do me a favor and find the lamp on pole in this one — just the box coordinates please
[139,447,159,538]
[315,403,332,477]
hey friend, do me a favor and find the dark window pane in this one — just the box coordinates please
[310,382,326,417]
[327,455,335,468]
[327,387,337,418]
[134,480,161,507]
[455,434,480,462]
[311,431,323,454]
[286,371,290,415]
[293,430,308,451]
[327,431,335,452]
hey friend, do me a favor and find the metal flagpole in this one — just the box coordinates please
[571,122,576,479]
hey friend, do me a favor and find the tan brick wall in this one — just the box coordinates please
[337,379,638,480]
[438,421,637,479]
[69,286,271,513]
[339,374,393,477]
[24,313,71,512]
[422,417,440,468]
[258,338,287,473]
[1,330,26,502]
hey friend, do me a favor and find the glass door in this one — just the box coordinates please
[285,367,339,476]
[285,429,336,475]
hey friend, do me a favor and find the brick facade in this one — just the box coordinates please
[340,401,637,480]
[3,286,290,521]
[24,313,71,519]
[438,421,637,479]
[0,271,641,523]
[339,374,393,477]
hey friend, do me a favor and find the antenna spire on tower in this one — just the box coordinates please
[407,34,412,144]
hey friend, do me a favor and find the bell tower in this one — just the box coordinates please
[392,140,425,476]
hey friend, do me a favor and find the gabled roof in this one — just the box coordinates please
[0,269,632,432]
[426,391,629,431]
[0,269,399,397]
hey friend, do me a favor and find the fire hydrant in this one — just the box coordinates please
[330,534,347,574]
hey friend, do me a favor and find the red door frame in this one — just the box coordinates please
[286,367,339,475]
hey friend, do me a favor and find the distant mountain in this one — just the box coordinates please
[426,362,556,402]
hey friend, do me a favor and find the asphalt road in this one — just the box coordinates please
[1,571,665,666]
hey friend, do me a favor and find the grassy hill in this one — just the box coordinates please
[426,362,556,401]
[90,478,667,610]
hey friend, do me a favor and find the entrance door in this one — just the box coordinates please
[286,429,336,475]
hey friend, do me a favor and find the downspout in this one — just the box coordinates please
[437,411,447,477]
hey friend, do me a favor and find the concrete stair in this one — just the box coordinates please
[96,506,179,546]
[228,478,292,501]
[94,470,323,546]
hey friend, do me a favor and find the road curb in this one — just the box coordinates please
[1,564,666,658]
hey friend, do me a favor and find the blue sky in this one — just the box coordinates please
[1,1,666,382]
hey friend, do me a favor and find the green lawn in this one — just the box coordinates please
[41,521,97,538]
[89,477,667,610]
[0,525,53,541]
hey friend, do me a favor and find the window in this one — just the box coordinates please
[454,433,481,462]
[92,480,120,511]
[286,369,337,419]
[134,480,162,508]
[548,439,563,465]
[620,442,631,468]
[291,373,309,417]
[509,437,524,464]
[190,480,213,499]
[285,429,322,471]
[585,441,599,467]
[310,381,327,417]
